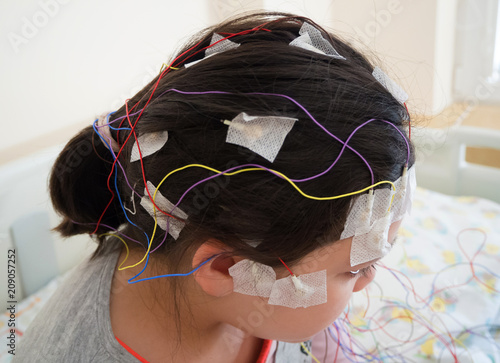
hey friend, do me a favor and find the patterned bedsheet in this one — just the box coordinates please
[334,188,500,362]
[2,187,499,362]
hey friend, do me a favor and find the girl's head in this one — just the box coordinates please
[50,12,414,342]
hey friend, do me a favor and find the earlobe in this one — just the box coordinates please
[191,240,238,297]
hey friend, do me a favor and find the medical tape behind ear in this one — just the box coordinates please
[139,181,188,240]
[185,33,240,68]
[229,259,327,309]
[372,66,408,105]
[130,131,169,162]
[225,112,297,162]
[290,22,346,60]
[345,166,416,266]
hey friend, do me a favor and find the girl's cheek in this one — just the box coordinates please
[353,268,376,292]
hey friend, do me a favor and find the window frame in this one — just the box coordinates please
[454,0,500,104]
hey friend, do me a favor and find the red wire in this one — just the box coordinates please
[93,17,323,235]
[123,25,275,216]
[337,227,493,363]
[333,323,340,362]
[344,267,463,360]
[362,288,370,318]
[93,35,218,234]
[93,23,279,234]
[345,310,459,360]
[347,264,481,362]
[457,228,498,293]
[278,257,294,276]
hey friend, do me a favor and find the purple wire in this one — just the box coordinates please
[100,88,411,252]
[95,118,170,252]
[151,162,282,251]
[110,149,142,200]
[109,88,410,190]
[155,88,376,184]
[94,115,143,200]
[292,118,409,183]
[108,138,170,253]
[150,117,411,252]
[107,108,144,125]
[70,220,143,246]
[138,117,411,252]
[329,323,384,362]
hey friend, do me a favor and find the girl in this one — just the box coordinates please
[15,11,415,363]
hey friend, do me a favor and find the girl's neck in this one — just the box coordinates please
[109,247,263,363]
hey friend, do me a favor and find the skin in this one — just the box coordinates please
[110,221,402,363]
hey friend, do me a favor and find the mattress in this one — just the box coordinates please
[2,187,499,362]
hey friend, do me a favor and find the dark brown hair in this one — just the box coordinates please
[50,11,414,274]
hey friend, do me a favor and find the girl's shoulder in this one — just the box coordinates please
[13,244,136,363]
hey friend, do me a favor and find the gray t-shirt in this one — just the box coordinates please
[13,243,140,363]
[13,242,312,363]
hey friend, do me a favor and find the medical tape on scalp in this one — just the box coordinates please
[372,66,408,105]
[229,259,276,297]
[123,184,137,215]
[139,181,188,240]
[130,131,169,162]
[225,112,297,162]
[345,165,417,266]
[96,113,120,152]
[290,22,346,60]
[185,33,240,68]
[206,33,240,55]
[268,270,327,309]
[229,259,327,309]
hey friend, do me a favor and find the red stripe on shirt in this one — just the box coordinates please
[115,336,150,363]
[116,335,273,363]
[256,339,273,363]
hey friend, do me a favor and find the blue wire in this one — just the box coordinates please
[128,254,218,284]
[92,118,145,236]
[94,115,193,285]
[107,110,131,130]
[97,111,132,131]
[328,323,405,362]
[94,117,213,285]
[328,325,383,362]
[93,119,154,281]
[109,126,132,131]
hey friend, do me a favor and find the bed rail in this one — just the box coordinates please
[414,125,500,203]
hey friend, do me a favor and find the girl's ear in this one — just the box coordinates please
[191,240,240,297]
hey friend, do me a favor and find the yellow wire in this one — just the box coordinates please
[353,295,470,354]
[156,164,396,201]
[105,184,464,361]
[120,163,396,270]
[104,233,469,360]
[100,233,130,270]
[301,342,321,363]
[159,63,179,73]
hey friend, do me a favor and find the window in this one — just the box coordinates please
[454,0,500,103]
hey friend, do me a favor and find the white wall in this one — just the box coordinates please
[0,0,467,307]
[264,0,458,115]
[0,0,210,159]
[1,0,458,160]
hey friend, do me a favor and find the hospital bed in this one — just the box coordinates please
[1,125,499,362]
